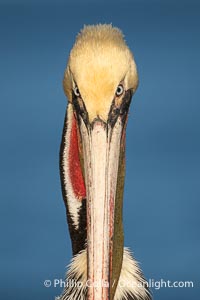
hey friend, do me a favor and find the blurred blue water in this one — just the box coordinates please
[0,1,200,299]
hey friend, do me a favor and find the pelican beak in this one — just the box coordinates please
[73,90,133,300]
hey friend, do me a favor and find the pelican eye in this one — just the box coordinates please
[74,86,80,97]
[116,84,124,96]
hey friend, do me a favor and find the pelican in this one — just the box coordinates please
[57,24,151,300]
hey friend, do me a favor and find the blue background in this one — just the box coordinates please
[0,1,200,299]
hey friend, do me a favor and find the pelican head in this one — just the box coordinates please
[63,24,138,122]
[59,24,150,300]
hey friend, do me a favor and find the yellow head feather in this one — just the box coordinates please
[63,24,138,122]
